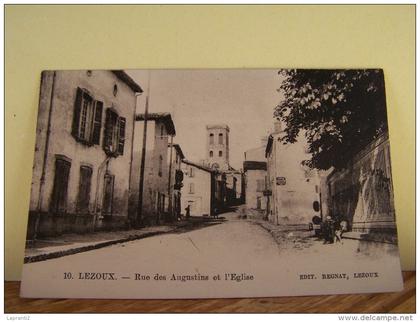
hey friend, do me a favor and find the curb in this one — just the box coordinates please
[24,230,174,264]
[24,219,224,264]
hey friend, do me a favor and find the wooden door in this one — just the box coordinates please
[102,174,114,215]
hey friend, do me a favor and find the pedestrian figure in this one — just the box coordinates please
[185,205,191,219]
[212,207,219,219]
[322,216,335,244]
[335,219,348,244]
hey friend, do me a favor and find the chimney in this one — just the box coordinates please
[274,120,282,134]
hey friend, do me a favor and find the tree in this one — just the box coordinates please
[274,69,388,170]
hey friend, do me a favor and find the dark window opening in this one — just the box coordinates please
[103,108,126,157]
[158,155,163,177]
[72,87,103,145]
[102,173,115,216]
[76,165,92,213]
[50,157,71,215]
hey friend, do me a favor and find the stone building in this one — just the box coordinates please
[181,160,226,217]
[166,143,185,221]
[129,113,176,226]
[243,144,268,211]
[265,122,321,228]
[205,124,243,206]
[206,124,230,171]
[27,70,142,239]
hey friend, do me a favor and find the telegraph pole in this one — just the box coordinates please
[167,135,174,220]
[137,72,151,226]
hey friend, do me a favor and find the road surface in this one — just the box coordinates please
[21,210,403,298]
[24,211,280,274]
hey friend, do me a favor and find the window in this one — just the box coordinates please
[161,194,165,213]
[189,167,194,177]
[103,108,126,157]
[76,166,92,213]
[219,150,223,157]
[50,156,71,214]
[158,155,163,177]
[209,150,213,158]
[209,133,214,144]
[72,87,103,145]
[218,133,223,144]
[189,183,195,194]
[156,192,165,213]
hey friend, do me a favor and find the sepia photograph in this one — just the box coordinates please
[20,68,403,299]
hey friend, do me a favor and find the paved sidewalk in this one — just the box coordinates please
[252,217,315,250]
[24,217,223,263]
[233,205,317,250]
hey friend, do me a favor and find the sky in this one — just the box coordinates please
[128,69,284,170]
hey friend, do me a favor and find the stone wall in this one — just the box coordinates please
[28,70,137,238]
[326,133,396,241]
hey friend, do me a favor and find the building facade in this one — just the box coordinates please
[205,124,243,206]
[243,145,268,211]
[265,124,321,228]
[27,70,142,239]
[324,133,396,242]
[181,160,214,217]
[180,159,227,217]
[206,124,230,171]
[166,143,185,221]
[129,113,176,226]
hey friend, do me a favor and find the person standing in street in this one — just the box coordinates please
[185,205,191,219]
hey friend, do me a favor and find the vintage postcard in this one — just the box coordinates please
[20,69,403,299]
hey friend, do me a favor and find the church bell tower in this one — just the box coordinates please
[206,124,230,171]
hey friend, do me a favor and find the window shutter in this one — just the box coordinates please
[91,101,103,145]
[77,166,92,213]
[102,174,115,215]
[103,108,114,152]
[72,87,83,138]
[50,158,71,214]
[118,117,126,155]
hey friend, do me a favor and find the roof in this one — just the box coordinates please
[182,159,215,173]
[206,124,230,131]
[136,113,176,135]
[243,161,267,171]
[111,70,143,93]
[226,165,239,172]
[244,146,266,162]
[169,143,185,159]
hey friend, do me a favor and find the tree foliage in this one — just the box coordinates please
[274,69,388,170]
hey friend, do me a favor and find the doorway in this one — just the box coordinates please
[102,173,115,216]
